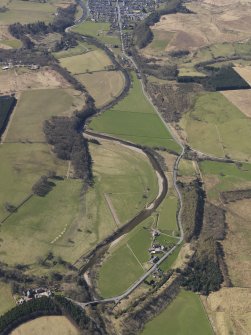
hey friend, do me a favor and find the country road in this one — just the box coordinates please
[66,0,185,308]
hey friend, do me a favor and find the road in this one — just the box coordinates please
[66,0,185,307]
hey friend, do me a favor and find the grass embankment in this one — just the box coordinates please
[11,316,80,335]
[90,72,181,152]
[0,282,15,316]
[181,92,251,161]
[141,290,213,335]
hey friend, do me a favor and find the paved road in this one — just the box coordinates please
[66,0,185,308]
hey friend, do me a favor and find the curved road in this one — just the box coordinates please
[67,0,185,307]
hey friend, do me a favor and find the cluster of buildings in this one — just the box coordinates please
[16,287,52,305]
[88,0,163,29]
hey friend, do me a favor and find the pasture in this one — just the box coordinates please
[53,41,96,59]
[199,160,251,200]
[0,282,15,316]
[59,49,113,75]
[76,71,125,108]
[0,67,70,96]
[5,88,85,142]
[180,92,251,161]
[141,290,213,335]
[11,316,80,335]
[157,196,178,234]
[203,287,251,335]
[0,0,62,25]
[72,21,121,46]
[90,72,180,152]
[0,139,158,269]
[98,216,154,298]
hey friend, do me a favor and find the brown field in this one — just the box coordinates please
[0,67,70,95]
[76,70,125,107]
[221,89,251,118]
[151,1,251,52]
[233,65,251,85]
[202,287,251,335]
[223,199,251,287]
[11,316,80,335]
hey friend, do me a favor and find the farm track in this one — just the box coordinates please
[65,0,185,307]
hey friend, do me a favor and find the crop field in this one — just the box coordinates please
[199,160,251,200]
[72,21,121,46]
[5,88,85,142]
[222,89,251,118]
[11,316,80,335]
[98,217,153,298]
[76,71,125,108]
[59,50,113,75]
[180,92,251,161]
[0,282,15,316]
[90,72,180,152]
[233,65,251,85]
[141,290,213,335]
[202,287,251,335]
[0,0,64,25]
[0,67,70,95]
[223,199,251,287]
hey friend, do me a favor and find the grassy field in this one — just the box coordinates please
[0,139,158,268]
[141,290,213,335]
[6,89,84,142]
[90,72,181,152]
[0,0,61,25]
[76,71,125,108]
[59,50,113,74]
[157,196,178,234]
[72,20,121,46]
[199,160,251,200]
[11,316,80,335]
[181,92,251,161]
[53,42,96,59]
[0,282,15,316]
[0,143,67,219]
[98,216,154,298]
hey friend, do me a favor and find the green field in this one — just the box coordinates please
[0,143,67,219]
[0,282,15,316]
[0,0,60,25]
[59,50,113,75]
[181,92,251,161]
[199,160,251,199]
[0,140,158,269]
[72,20,121,46]
[98,217,153,298]
[53,41,96,59]
[141,290,213,335]
[6,89,85,142]
[90,72,181,152]
[157,195,178,234]
[0,39,22,49]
